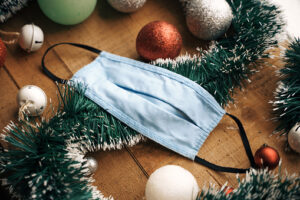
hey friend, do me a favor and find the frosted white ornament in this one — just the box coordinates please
[184,0,233,40]
[145,165,199,200]
[107,0,146,13]
[18,24,44,52]
[86,157,98,175]
[288,123,300,153]
[17,85,47,116]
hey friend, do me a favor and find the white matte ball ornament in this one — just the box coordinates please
[184,0,233,40]
[86,157,98,175]
[17,85,47,116]
[18,24,44,52]
[145,165,199,200]
[107,0,147,13]
[288,123,300,153]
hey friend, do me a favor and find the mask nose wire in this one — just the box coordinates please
[41,42,102,84]
[194,113,256,173]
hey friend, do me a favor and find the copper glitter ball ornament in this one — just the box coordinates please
[254,144,280,170]
[136,21,182,61]
[0,38,7,67]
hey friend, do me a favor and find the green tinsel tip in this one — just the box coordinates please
[273,38,300,134]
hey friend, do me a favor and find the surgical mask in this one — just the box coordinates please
[42,43,256,173]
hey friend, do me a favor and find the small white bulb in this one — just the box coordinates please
[86,157,98,175]
[18,24,44,52]
[288,123,300,153]
[17,85,47,116]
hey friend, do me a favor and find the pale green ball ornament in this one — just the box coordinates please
[37,0,97,25]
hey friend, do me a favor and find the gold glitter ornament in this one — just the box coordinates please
[183,0,233,40]
[107,0,147,13]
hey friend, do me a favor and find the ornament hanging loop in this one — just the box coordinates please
[18,100,38,129]
[0,29,20,45]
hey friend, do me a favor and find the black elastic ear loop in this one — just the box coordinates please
[194,113,256,173]
[41,42,102,84]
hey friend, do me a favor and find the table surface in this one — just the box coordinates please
[0,1,299,199]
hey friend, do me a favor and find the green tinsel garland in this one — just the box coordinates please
[1,0,296,199]
[273,39,300,134]
[0,0,31,23]
[198,168,300,200]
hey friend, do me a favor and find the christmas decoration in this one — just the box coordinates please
[223,186,234,195]
[254,145,280,170]
[37,0,97,25]
[85,157,98,175]
[145,165,199,200]
[0,0,286,199]
[18,24,44,52]
[0,0,31,23]
[136,21,182,61]
[197,168,300,200]
[107,0,147,13]
[0,38,7,67]
[273,39,300,135]
[288,123,300,153]
[181,0,233,40]
[17,85,47,116]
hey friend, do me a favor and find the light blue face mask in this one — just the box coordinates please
[42,43,256,173]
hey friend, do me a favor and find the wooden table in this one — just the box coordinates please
[0,1,299,199]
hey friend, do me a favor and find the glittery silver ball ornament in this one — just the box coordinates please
[288,123,300,153]
[107,0,147,13]
[86,157,98,175]
[184,0,233,40]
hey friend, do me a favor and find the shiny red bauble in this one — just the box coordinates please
[254,144,280,170]
[136,21,182,61]
[0,38,7,67]
[223,186,234,195]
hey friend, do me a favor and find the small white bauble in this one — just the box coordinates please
[184,0,233,40]
[145,165,199,200]
[86,157,98,175]
[288,123,300,153]
[107,0,147,13]
[18,24,44,52]
[17,85,47,116]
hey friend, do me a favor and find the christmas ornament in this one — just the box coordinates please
[85,157,98,175]
[18,24,44,52]
[136,21,182,61]
[288,123,300,153]
[37,0,97,25]
[0,38,7,67]
[107,0,146,13]
[145,165,199,200]
[17,85,47,116]
[223,186,234,195]
[254,145,280,170]
[183,0,233,40]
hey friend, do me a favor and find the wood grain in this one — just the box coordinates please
[0,0,299,199]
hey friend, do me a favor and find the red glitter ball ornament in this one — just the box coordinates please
[254,144,280,170]
[136,21,182,61]
[0,38,7,67]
